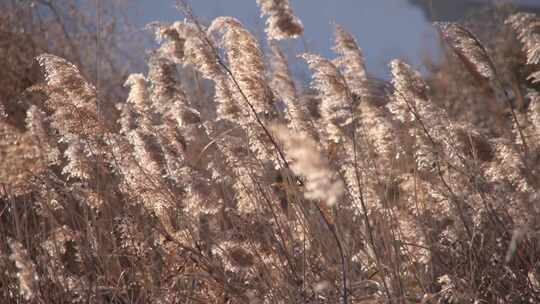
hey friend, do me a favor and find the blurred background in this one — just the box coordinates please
[132,0,540,77]
[135,0,437,78]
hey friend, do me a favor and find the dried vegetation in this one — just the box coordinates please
[2,1,540,303]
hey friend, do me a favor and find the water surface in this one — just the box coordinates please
[132,0,438,78]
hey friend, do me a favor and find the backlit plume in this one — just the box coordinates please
[257,0,304,40]
[272,124,344,206]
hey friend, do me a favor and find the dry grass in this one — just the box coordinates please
[1,1,540,303]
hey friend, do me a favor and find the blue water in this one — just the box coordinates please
[129,0,440,78]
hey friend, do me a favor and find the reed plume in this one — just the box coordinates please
[332,24,368,97]
[272,124,343,206]
[256,0,304,40]
[8,239,39,301]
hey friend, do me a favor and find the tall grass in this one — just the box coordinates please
[1,1,540,303]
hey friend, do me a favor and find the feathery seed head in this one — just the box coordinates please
[37,54,95,95]
[26,105,60,164]
[332,24,368,95]
[434,22,497,80]
[62,135,94,180]
[0,102,6,118]
[301,53,353,142]
[152,20,201,62]
[36,54,102,141]
[269,43,311,131]
[390,59,429,102]
[129,129,165,177]
[270,43,297,105]
[124,73,149,108]
[506,13,540,65]
[208,17,273,115]
[257,0,304,40]
[9,239,39,301]
[272,124,344,206]
[388,59,429,123]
